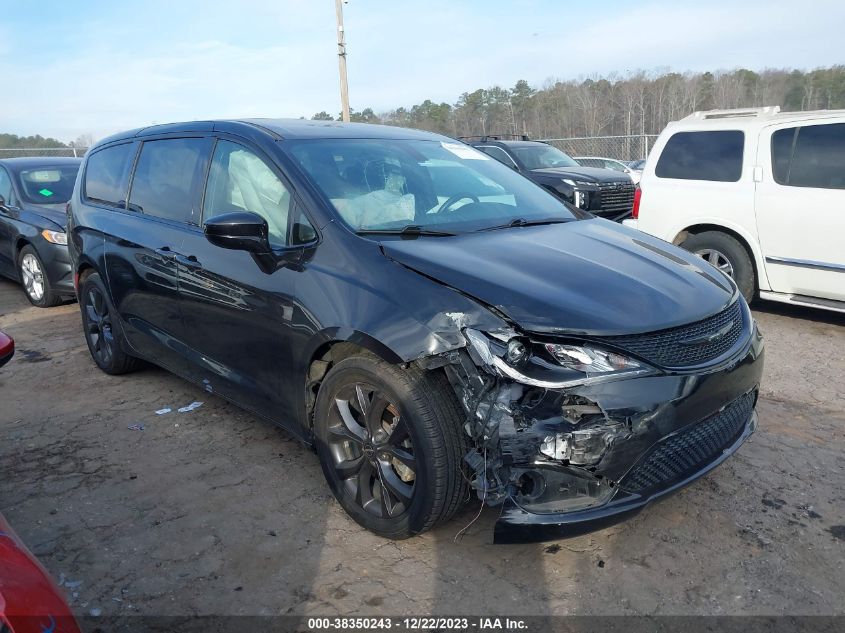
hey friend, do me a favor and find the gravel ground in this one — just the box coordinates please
[0,276,843,619]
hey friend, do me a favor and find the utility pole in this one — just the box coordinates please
[335,0,350,122]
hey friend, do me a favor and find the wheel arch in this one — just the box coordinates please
[300,329,407,432]
[672,222,770,292]
[14,237,31,261]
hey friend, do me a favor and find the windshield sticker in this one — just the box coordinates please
[441,142,489,160]
[38,188,54,197]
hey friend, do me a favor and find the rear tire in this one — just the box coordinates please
[681,231,755,302]
[313,355,468,539]
[79,272,144,375]
[18,245,62,308]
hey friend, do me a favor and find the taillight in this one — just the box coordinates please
[632,185,642,219]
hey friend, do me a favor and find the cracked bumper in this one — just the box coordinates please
[494,409,757,543]
[491,321,764,544]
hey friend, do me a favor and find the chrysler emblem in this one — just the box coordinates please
[679,321,734,347]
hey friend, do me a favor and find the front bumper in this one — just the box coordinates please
[494,409,757,543]
[36,242,74,296]
[491,322,764,544]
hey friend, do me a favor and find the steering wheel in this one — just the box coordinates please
[435,192,479,214]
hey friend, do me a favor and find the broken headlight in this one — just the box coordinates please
[464,329,654,389]
[545,344,642,375]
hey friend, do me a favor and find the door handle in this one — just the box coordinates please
[155,246,175,258]
[175,253,202,269]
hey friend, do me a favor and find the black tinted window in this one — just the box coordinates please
[771,128,796,184]
[773,123,845,189]
[129,138,211,222]
[656,131,744,182]
[477,146,516,167]
[84,143,136,206]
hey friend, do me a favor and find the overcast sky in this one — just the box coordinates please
[2,0,843,143]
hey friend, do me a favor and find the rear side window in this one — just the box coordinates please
[84,143,136,207]
[477,146,517,167]
[655,131,744,182]
[772,123,845,189]
[128,138,211,223]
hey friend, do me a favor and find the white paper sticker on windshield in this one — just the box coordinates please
[441,142,489,160]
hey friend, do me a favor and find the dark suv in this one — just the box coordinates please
[464,136,636,221]
[68,120,763,543]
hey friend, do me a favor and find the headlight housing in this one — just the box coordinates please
[544,344,642,374]
[41,229,67,245]
[465,329,654,389]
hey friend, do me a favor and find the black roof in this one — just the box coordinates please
[467,139,547,148]
[0,156,82,172]
[93,118,449,150]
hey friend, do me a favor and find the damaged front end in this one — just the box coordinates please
[424,306,764,544]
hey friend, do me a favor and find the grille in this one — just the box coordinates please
[596,181,635,213]
[604,299,745,368]
[623,391,755,494]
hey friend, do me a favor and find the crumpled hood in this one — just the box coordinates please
[530,166,631,184]
[23,203,67,230]
[380,219,735,336]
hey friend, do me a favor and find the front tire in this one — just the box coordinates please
[313,355,468,539]
[79,272,143,375]
[18,245,61,307]
[681,231,755,302]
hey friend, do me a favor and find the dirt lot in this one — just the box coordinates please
[1,276,843,619]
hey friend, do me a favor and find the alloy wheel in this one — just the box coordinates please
[20,254,45,301]
[695,248,734,278]
[84,286,115,366]
[326,383,416,518]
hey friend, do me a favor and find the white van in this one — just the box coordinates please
[624,106,845,313]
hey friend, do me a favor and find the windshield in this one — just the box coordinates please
[512,145,580,170]
[17,165,79,204]
[284,139,577,233]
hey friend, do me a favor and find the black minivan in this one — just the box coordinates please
[68,120,764,543]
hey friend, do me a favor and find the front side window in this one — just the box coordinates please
[18,165,79,204]
[285,138,578,233]
[655,130,744,182]
[512,145,580,170]
[128,138,211,223]
[772,123,845,189]
[203,140,293,247]
[84,143,136,207]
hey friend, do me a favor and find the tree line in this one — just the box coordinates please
[0,132,94,150]
[313,66,845,139]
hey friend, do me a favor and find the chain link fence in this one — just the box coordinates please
[0,147,88,158]
[538,135,658,162]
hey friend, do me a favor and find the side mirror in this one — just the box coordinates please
[203,212,272,254]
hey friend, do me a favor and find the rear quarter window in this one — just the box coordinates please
[655,130,744,182]
[772,123,845,189]
[84,143,136,207]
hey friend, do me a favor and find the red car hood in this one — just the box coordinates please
[0,514,81,633]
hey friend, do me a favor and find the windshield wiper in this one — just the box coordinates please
[477,217,572,232]
[356,225,457,238]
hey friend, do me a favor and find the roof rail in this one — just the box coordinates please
[683,106,781,121]
[457,133,532,142]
